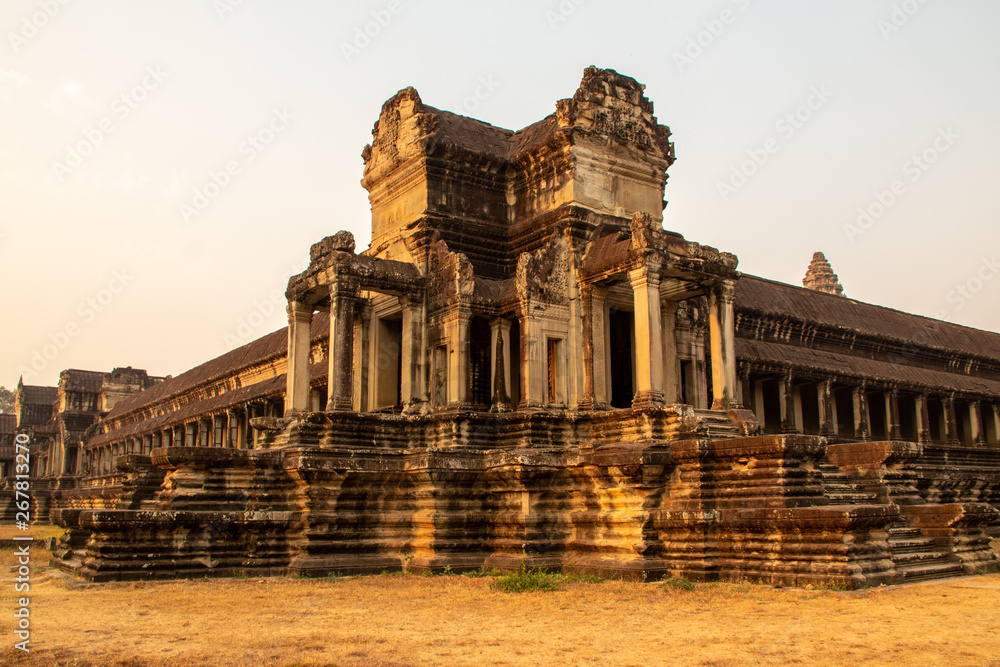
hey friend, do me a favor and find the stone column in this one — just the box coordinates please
[629,262,665,409]
[916,394,932,444]
[887,389,902,440]
[852,384,869,440]
[819,379,835,436]
[490,318,512,411]
[352,300,371,412]
[285,300,313,416]
[401,295,427,414]
[585,286,609,410]
[445,306,472,409]
[779,372,797,433]
[185,423,196,448]
[944,394,960,445]
[661,300,680,404]
[518,309,546,410]
[970,401,985,446]
[738,366,753,416]
[708,281,738,410]
[326,285,356,412]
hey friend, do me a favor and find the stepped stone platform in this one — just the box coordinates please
[52,409,1000,589]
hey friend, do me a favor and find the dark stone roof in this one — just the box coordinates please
[0,414,15,435]
[60,369,105,393]
[102,313,331,424]
[19,385,57,406]
[86,362,329,448]
[736,275,1000,363]
[736,338,1000,397]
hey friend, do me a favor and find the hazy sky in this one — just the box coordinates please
[2,0,1000,388]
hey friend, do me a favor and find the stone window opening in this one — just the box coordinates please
[898,395,918,442]
[373,313,403,412]
[866,392,887,440]
[546,337,565,406]
[607,307,635,409]
[833,387,854,438]
[213,416,225,447]
[798,383,820,435]
[759,379,781,434]
[956,402,973,446]
[983,405,999,446]
[469,317,492,408]
[680,359,697,407]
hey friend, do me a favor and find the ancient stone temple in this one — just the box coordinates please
[46,67,1000,588]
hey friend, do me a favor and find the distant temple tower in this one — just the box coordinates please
[802,251,845,296]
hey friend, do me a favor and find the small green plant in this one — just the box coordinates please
[489,561,564,593]
[661,576,695,591]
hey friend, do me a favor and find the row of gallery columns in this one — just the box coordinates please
[286,273,740,415]
[746,371,1000,446]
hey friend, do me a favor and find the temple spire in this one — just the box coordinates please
[803,251,845,297]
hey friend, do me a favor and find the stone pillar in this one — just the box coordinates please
[285,301,313,416]
[852,384,869,441]
[916,394,932,444]
[400,295,427,414]
[445,306,472,409]
[738,366,753,416]
[585,286,609,410]
[227,411,238,448]
[819,379,835,435]
[490,318,512,411]
[519,309,546,410]
[887,389,902,440]
[944,394,960,445]
[708,281,738,410]
[326,285,356,412]
[185,423,196,448]
[970,401,985,446]
[661,300,680,404]
[352,301,371,413]
[779,372,797,433]
[629,262,664,409]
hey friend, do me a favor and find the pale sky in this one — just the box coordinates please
[2,0,1000,388]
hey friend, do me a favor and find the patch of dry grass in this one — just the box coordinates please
[1,526,998,666]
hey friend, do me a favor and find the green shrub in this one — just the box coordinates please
[661,576,695,591]
[490,562,564,593]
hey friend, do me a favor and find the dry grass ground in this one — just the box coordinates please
[1,526,998,667]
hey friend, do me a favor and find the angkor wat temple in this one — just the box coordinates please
[11,67,999,588]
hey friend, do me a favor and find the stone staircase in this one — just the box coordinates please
[887,523,965,583]
[818,464,879,505]
[693,409,744,440]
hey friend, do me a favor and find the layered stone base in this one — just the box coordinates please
[52,410,1000,588]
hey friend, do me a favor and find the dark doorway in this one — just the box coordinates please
[608,308,634,409]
